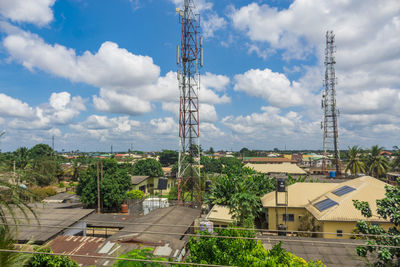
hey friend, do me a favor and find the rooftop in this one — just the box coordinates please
[206,205,234,224]
[8,204,94,244]
[244,157,298,163]
[246,163,307,175]
[131,175,150,185]
[261,176,392,222]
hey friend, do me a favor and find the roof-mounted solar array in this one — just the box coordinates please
[314,198,338,211]
[332,185,356,196]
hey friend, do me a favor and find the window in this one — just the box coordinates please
[282,214,294,222]
[337,230,343,237]
[139,185,146,193]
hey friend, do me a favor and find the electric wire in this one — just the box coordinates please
[0,249,232,267]
[3,222,400,249]
[2,215,398,239]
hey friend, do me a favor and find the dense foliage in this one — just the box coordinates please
[200,156,222,173]
[132,159,163,177]
[187,228,324,266]
[158,150,178,167]
[206,166,274,226]
[345,146,365,175]
[365,145,390,177]
[353,179,400,266]
[127,190,145,200]
[77,159,131,211]
[113,247,167,267]
[27,248,78,267]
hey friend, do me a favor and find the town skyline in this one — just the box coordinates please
[0,0,399,152]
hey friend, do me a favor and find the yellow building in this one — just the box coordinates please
[205,205,234,227]
[131,176,175,194]
[261,176,393,239]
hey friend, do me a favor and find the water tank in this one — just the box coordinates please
[200,220,213,233]
[329,171,336,178]
[121,204,128,213]
[277,178,286,192]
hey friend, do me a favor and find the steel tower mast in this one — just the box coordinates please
[322,31,341,175]
[176,0,203,205]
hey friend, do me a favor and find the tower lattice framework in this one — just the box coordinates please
[176,0,203,205]
[322,30,341,175]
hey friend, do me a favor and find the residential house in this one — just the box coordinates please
[131,176,175,194]
[261,176,393,239]
[245,163,307,176]
[205,205,234,228]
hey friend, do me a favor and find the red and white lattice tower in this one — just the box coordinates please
[176,0,203,205]
[322,31,341,175]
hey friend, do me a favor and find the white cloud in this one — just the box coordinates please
[233,68,307,108]
[7,92,85,130]
[3,31,160,89]
[202,72,230,92]
[0,0,55,26]
[0,93,34,118]
[150,117,177,135]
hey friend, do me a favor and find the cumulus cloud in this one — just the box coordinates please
[0,93,34,118]
[0,0,55,26]
[234,68,307,108]
[7,92,85,130]
[150,117,177,135]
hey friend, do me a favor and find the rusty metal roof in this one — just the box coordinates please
[50,236,106,266]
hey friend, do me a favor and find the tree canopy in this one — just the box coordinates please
[132,159,163,177]
[353,179,400,265]
[187,228,324,266]
[158,150,178,167]
[77,159,131,211]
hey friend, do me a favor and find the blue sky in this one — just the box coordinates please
[0,0,400,152]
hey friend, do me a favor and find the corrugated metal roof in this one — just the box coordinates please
[206,205,234,224]
[245,163,307,174]
[244,157,298,163]
[131,175,149,185]
[50,236,106,266]
[261,176,392,223]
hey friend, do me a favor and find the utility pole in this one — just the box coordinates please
[97,160,100,214]
[176,0,203,206]
[322,31,341,175]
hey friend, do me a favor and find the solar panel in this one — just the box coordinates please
[332,185,356,196]
[314,198,338,211]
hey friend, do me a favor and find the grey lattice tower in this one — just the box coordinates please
[322,31,341,174]
[176,0,203,204]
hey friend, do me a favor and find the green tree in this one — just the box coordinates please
[78,159,131,211]
[201,157,222,174]
[366,145,389,177]
[345,146,365,175]
[14,147,29,169]
[353,180,400,266]
[158,150,178,167]
[187,228,323,266]
[28,144,54,159]
[27,247,78,267]
[132,159,163,177]
[25,159,58,186]
[113,247,166,267]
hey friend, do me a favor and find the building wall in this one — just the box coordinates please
[322,221,393,239]
[131,179,150,193]
[133,177,176,194]
[266,207,307,231]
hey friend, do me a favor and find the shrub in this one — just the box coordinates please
[30,187,57,201]
[27,247,79,267]
[57,182,65,188]
[127,190,145,200]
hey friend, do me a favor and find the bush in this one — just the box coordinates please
[27,247,79,267]
[127,190,144,200]
[57,182,65,188]
[30,187,57,201]
[167,186,178,200]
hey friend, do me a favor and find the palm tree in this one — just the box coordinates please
[366,145,390,178]
[345,146,365,175]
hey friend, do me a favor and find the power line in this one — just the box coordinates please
[3,222,400,249]
[3,215,398,239]
[0,249,231,267]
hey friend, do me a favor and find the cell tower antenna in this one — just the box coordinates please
[322,30,341,175]
[176,0,203,205]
